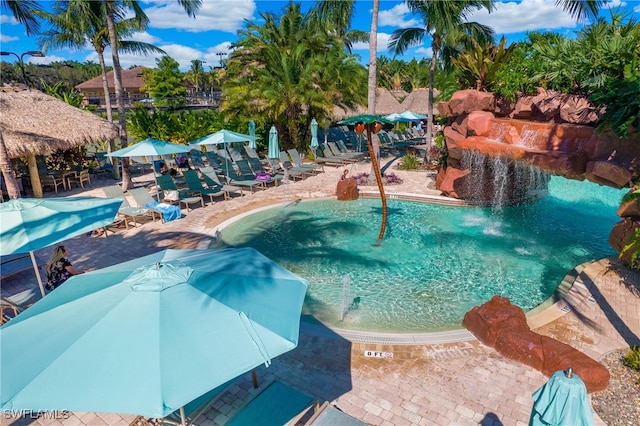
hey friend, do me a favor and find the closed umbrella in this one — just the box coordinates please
[529,369,594,426]
[0,197,123,296]
[310,118,319,151]
[268,126,279,160]
[248,120,257,150]
[0,248,308,422]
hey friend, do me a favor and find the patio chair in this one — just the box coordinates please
[101,185,152,230]
[40,174,64,194]
[204,151,222,170]
[199,166,243,199]
[182,170,226,204]
[318,145,352,166]
[227,144,246,162]
[336,140,365,160]
[156,174,204,212]
[189,149,205,168]
[127,187,181,223]
[66,169,92,190]
[325,143,359,163]
[286,149,324,173]
[247,157,295,182]
[226,380,320,426]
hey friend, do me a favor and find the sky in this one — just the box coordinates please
[1,0,639,72]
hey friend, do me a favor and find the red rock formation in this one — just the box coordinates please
[463,296,610,393]
[335,177,358,200]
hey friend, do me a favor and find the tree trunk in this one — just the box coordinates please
[106,0,131,189]
[0,131,21,199]
[27,153,43,198]
[366,0,387,244]
[97,49,119,179]
[425,49,436,161]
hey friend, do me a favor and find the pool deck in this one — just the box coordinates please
[2,159,639,426]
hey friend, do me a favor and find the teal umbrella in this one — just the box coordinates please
[310,118,319,150]
[189,129,258,147]
[0,197,123,296]
[248,120,257,150]
[107,138,190,158]
[529,370,594,426]
[268,126,279,159]
[0,248,308,421]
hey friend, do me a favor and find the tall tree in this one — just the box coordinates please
[104,0,200,189]
[186,59,206,99]
[141,56,187,109]
[389,1,495,158]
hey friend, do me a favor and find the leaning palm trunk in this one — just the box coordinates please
[366,127,387,245]
[0,132,20,199]
[106,0,130,189]
[425,53,436,161]
[367,0,387,244]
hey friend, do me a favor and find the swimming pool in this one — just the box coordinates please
[219,177,624,332]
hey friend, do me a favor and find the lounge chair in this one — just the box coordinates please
[286,149,324,173]
[1,288,40,325]
[324,143,359,163]
[247,157,294,182]
[227,144,247,162]
[335,140,365,160]
[182,170,226,203]
[127,187,182,223]
[317,145,352,166]
[189,149,206,168]
[305,401,367,426]
[199,166,243,199]
[226,380,319,426]
[279,152,317,176]
[204,151,222,171]
[102,185,152,229]
[236,159,280,187]
[265,159,306,181]
[218,158,263,193]
[156,175,204,212]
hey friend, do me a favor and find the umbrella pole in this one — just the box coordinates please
[179,407,186,426]
[30,251,46,297]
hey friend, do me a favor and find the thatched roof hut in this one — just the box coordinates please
[332,104,366,121]
[0,86,118,197]
[375,87,403,116]
[400,88,440,115]
[1,87,118,158]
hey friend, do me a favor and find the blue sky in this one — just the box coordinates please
[1,0,639,71]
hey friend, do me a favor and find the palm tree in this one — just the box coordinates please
[0,0,42,199]
[186,59,206,100]
[389,1,496,158]
[104,0,200,189]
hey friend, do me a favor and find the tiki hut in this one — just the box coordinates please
[400,88,440,115]
[0,86,118,197]
[375,87,403,116]
[332,104,366,121]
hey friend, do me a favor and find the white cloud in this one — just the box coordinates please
[0,14,18,25]
[378,3,420,28]
[415,47,433,58]
[144,0,256,33]
[0,34,19,43]
[27,55,66,65]
[352,32,395,54]
[468,0,579,34]
[128,31,162,45]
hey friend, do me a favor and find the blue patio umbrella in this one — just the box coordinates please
[310,118,319,150]
[0,197,123,297]
[268,125,279,159]
[248,120,257,150]
[529,369,594,426]
[0,248,308,421]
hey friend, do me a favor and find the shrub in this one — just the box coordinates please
[352,172,370,186]
[398,154,420,170]
[623,346,640,371]
[383,172,403,185]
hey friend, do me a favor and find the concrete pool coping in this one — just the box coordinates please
[212,194,601,345]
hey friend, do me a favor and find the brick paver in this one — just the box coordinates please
[2,163,638,426]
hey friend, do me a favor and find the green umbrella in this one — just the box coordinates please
[0,248,308,421]
[268,126,279,159]
[248,121,257,150]
[0,197,123,296]
[338,114,394,126]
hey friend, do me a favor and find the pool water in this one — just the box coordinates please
[220,177,624,332]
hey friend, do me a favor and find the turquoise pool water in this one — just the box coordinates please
[220,177,624,332]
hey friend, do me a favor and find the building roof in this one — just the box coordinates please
[75,66,147,91]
